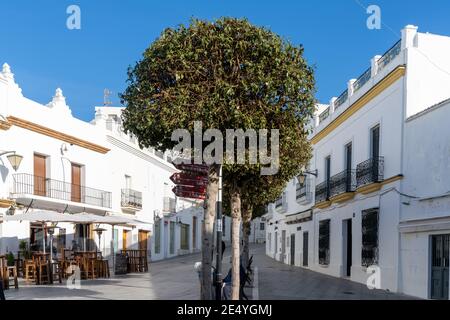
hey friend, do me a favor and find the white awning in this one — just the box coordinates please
[2,210,93,223]
[285,210,313,225]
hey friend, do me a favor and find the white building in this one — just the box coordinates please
[0,62,204,264]
[265,25,450,300]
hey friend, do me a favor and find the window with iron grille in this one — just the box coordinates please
[319,219,330,265]
[361,208,379,267]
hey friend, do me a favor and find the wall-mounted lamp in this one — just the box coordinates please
[297,169,318,185]
[0,151,23,171]
[60,143,68,155]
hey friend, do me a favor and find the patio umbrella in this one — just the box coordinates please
[3,210,93,257]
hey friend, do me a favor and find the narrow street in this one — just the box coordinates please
[5,244,415,300]
[250,244,415,300]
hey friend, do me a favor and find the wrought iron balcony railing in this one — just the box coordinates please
[329,169,356,198]
[334,89,348,110]
[353,67,372,93]
[315,180,330,204]
[377,40,401,72]
[12,173,112,208]
[319,107,330,124]
[121,188,143,210]
[356,157,384,188]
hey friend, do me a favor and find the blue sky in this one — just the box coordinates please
[1,0,450,121]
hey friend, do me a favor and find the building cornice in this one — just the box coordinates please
[311,65,407,145]
[0,118,11,130]
[0,199,15,208]
[7,116,110,154]
[106,135,177,173]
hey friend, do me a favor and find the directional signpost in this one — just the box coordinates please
[171,163,209,200]
[171,161,223,300]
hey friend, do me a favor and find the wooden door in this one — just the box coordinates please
[123,230,129,250]
[138,230,149,252]
[71,163,82,202]
[33,154,46,196]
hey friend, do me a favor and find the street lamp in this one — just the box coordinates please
[297,169,318,185]
[0,151,23,171]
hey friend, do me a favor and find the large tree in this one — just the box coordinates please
[120,17,315,300]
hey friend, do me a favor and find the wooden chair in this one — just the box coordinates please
[0,256,7,289]
[24,259,37,283]
[7,266,19,289]
[34,254,51,285]
[0,256,19,290]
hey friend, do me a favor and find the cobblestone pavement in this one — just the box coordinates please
[4,244,417,300]
[4,253,202,300]
[250,244,417,300]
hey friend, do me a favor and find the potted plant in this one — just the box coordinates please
[6,252,15,267]
[19,240,31,259]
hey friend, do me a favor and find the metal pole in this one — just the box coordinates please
[111,225,115,274]
[215,165,223,300]
[43,223,46,254]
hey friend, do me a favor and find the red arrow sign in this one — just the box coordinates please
[170,173,209,187]
[172,186,206,200]
[173,163,209,175]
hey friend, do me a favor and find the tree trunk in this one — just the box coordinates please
[230,190,242,300]
[242,206,252,269]
[201,164,219,300]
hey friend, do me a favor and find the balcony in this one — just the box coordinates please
[121,189,143,211]
[319,107,330,124]
[353,68,372,93]
[163,196,176,215]
[377,40,401,73]
[315,180,330,208]
[329,170,356,203]
[334,89,348,110]
[12,173,112,210]
[296,179,312,204]
[356,157,384,194]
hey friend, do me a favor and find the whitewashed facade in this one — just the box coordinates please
[0,63,205,263]
[265,25,450,300]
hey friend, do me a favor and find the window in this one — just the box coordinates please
[345,143,352,171]
[125,175,132,189]
[260,223,265,231]
[268,233,272,251]
[113,229,119,253]
[180,223,190,251]
[57,228,66,251]
[154,221,161,254]
[319,219,330,265]
[371,125,380,159]
[325,156,331,199]
[169,222,175,254]
[361,208,379,267]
